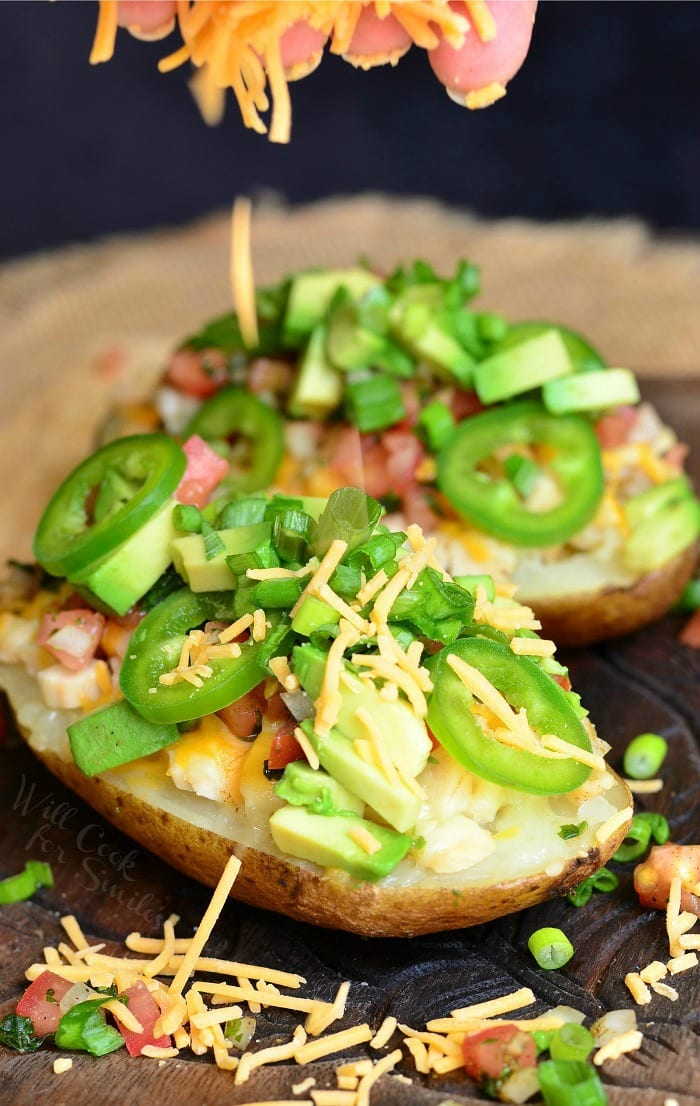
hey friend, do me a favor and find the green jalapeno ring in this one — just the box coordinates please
[426,637,592,795]
[33,434,186,579]
[185,387,285,494]
[436,401,604,547]
[119,588,267,724]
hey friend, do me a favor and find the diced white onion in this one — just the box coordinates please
[280,689,315,722]
[48,625,93,658]
[59,982,101,1014]
[591,1008,637,1046]
[499,1066,541,1104]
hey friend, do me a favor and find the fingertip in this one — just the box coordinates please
[428,0,537,94]
[116,0,176,36]
[279,22,328,70]
[344,7,412,65]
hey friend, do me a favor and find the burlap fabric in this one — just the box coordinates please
[1,194,699,562]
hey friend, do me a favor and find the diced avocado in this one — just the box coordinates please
[293,643,432,779]
[291,595,341,636]
[275,761,364,815]
[542,368,640,415]
[325,297,414,377]
[300,719,421,834]
[474,330,575,404]
[283,268,381,346]
[171,521,271,591]
[288,325,344,419]
[624,483,700,574]
[269,804,412,881]
[389,299,475,386]
[71,497,179,616]
[67,698,179,776]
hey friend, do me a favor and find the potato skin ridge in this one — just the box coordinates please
[527,543,698,648]
[28,741,632,938]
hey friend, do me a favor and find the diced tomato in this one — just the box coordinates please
[38,609,105,671]
[268,724,305,771]
[398,382,421,427]
[401,483,439,533]
[17,971,74,1035]
[176,434,230,509]
[594,405,638,449]
[634,843,700,915]
[118,979,171,1057]
[218,684,267,739]
[552,673,572,691]
[462,1023,536,1083]
[450,389,484,421]
[247,357,293,396]
[329,426,427,502]
[664,442,689,473]
[680,610,700,649]
[264,690,295,726]
[164,347,228,399]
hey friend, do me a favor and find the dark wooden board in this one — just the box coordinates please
[0,379,698,1105]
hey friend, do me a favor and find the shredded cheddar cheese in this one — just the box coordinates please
[91,2,501,142]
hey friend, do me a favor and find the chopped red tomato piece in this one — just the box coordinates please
[264,690,295,726]
[218,684,266,739]
[330,427,426,501]
[176,434,230,508]
[462,1023,536,1084]
[552,673,572,691]
[38,609,105,671]
[680,610,700,649]
[664,442,689,473]
[268,724,305,771]
[17,971,74,1035]
[164,348,228,399]
[594,405,638,449]
[450,389,484,421]
[118,979,171,1057]
[634,843,700,915]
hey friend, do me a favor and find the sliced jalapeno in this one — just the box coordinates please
[120,588,267,723]
[33,434,186,578]
[436,401,604,547]
[426,637,592,794]
[185,387,284,493]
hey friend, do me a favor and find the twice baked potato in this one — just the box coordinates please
[103,258,700,647]
[0,466,632,937]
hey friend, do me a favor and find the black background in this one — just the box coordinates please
[2,1,700,260]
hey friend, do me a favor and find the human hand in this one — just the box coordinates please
[115,0,537,108]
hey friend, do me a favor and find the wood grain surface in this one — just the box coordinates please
[0,379,698,1105]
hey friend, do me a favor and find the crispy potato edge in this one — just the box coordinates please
[23,742,632,939]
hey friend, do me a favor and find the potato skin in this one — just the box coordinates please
[30,744,631,938]
[524,543,698,648]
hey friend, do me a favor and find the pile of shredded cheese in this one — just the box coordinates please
[90,0,499,143]
[36,854,661,1093]
[624,874,700,1007]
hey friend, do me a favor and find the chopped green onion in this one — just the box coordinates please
[328,563,364,600]
[292,595,341,637]
[622,732,668,780]
[224,1015,256,1050]
[253,577,304,610]
[537,1060,607,1106]
[346,532,403,574]
[527,927,574,970]
[417,401,455,451]
[264,494,305,521]
[0,860,53,905]
[257,622,296,672]
[217,497,268,529]
[313,488,382,557]
[614,812,670,863]
[532,1029,555,1054]
[272,508,315,563]
[55,998,126,1057]
[567,867,618,907]
[477,311,509,344]
[345,373,406,433]
[558,822,588,841]
[504,453,541,499]
[173,503,203,533]
[0,1014,45,1053]
[226,542,280,578]
[453,573,496,601]
[549,1023,595,1063]
[201,521,226,561]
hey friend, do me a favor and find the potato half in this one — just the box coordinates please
[1,662,632,938]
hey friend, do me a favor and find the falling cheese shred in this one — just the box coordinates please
[230,197,259,348]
